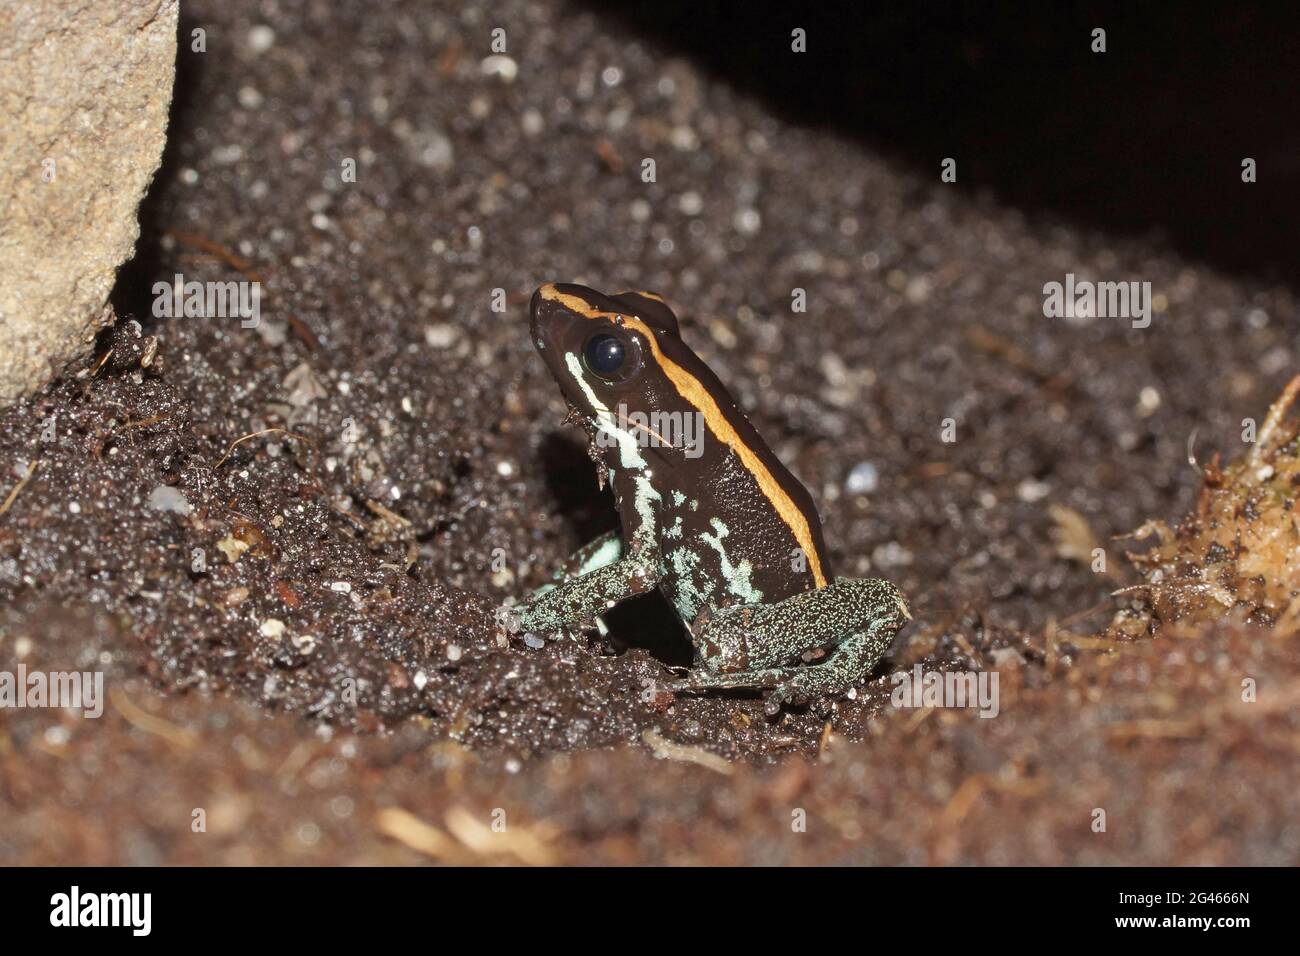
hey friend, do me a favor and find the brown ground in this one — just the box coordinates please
[2,0,1298,865]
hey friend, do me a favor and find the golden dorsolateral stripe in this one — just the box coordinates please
[539,284,828,588]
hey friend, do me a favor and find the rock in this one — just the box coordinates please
[0,0,177,407]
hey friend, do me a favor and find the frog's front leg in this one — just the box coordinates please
[503,540,659,638]
[669,578,910,704]
[530,529,624,598]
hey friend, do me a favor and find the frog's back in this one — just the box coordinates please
[645,340,834,622]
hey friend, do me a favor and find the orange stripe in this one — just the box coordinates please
[538,285,827,587]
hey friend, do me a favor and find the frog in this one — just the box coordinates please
[500,282,910,711]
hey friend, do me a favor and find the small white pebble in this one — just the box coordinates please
[413,670,428,691]
[260,618,286,638]
[14,636,32,659]
[424,323,458,348]
[523,633,545,650]
[446,644,462,662]
[496,460,515,478]
[845,462,878,495]
[733,208,761,235]
[1137,386,1161,416]
[480,55,518,82]
[1017,479,1051,503]
[330,581,352,593]
[247,25,275,54]
[213,144,243,165]
[147,485,192,515]
[871,542,914,568]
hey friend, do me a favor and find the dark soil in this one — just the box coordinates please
[2,0,1298,864]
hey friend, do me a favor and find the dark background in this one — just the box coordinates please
[594,1,1299,288]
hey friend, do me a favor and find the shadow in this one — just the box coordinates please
[537,430,619,544]
[603,593,694,668]
[536,431,694,666]
[110,11,207,323]
[588,1,1300,289]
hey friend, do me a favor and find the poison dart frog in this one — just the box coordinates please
[501,283,910,710]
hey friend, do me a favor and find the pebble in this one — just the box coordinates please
[480,55,518,82]
[147,485,192,516]
[1017,479,1051,503]
[247,25,275,54]
[871,542,914,568]
[424,324,458,348]
[845,462,879,495]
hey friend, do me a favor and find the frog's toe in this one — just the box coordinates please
[664,677,702,694]
[666,668,787,694]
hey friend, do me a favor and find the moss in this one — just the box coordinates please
[1112,376,1300,636]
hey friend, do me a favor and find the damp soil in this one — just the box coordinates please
[2,0,1298,864]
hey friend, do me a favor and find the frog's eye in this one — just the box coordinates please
[582,331,641,382]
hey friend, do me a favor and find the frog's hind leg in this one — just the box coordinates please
[767,624,899,707]
[668,579,909,705]
[669,621,898,711]
[685,578,907,674]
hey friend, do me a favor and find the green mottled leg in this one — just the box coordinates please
[668,578,909,703]
[767,625,898,707]
[531,529,624,598]
[503,547,658,637]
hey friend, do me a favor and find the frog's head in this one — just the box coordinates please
[529,282,697,469]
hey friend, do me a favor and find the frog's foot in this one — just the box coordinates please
[497,600,612,650]
[665,667,788,694]
[767,628,894,709]
[495,602,564,645]
[671,624,897,712]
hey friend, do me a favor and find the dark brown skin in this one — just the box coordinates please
[506,283,910,710]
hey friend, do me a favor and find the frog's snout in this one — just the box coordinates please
[529,284,552,344]
[529,282,575,353]
[529,283,551,320]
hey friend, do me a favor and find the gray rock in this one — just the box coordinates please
[0,0,177,407]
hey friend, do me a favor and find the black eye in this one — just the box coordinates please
[584,334,626,376]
